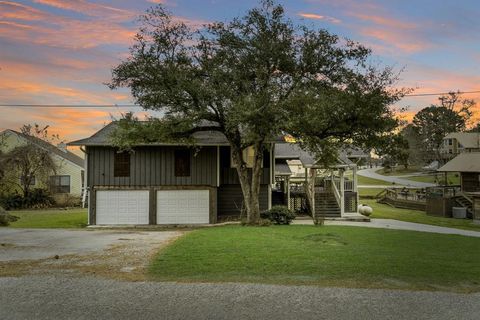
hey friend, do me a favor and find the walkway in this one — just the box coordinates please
[293,218,480,238]
[357,167,436,188]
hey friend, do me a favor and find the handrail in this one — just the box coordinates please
[331,178,341,208]
[459,191,473,204]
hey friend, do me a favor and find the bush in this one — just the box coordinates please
[261,205,296,225]
[0,206,19,226]
[0,189,55,210]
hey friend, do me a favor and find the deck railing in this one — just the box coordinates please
[385,187,427,202]
[425,185,461,199]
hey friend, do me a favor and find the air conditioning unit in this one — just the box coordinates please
[452,207,467,219]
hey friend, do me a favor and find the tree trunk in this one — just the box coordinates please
[231,142,264,225]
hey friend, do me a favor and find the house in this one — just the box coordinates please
[0,129,85,203]
[273,143,369,220]
[440,132,480,160]
[427,152,480,218]
[68,122,276,225]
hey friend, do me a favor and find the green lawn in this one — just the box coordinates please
[375,166,421,176]
[362,199,480,232]
[358,188,386,198]
[357,175,393,186]
[149,225,480,292]
[406,173,460,185]
[7,208,88,228]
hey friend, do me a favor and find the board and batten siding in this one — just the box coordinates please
[218,146,271,185]
[86,146,218,187]
[217,184,269,216]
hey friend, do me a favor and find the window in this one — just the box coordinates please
[114,152,130,177]
[175,149,191,177]
[50,175,70,194]
[448,139,453,146]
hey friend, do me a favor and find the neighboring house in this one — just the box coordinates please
[0,130,85,201]
[68,122,277,225]
[440,132,480,160]
[274,143,369,220]
[431,152,480,218]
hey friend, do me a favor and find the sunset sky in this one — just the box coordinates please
[1,0,480,145]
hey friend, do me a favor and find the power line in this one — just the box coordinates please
[0,90,479,108]
[404,90,480,97]
[0,104,139,108]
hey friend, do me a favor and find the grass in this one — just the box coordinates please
[149,225,480,292]
[362,199,480,232]
[357,175,393,186]
[375,166,422,176]
[406,173,460,185]
[7,208,88,228]
[358,187,385,198]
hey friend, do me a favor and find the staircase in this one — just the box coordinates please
[315,192,341,217]
[453,194,473,218]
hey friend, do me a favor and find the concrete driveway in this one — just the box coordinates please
[0,228,182,279]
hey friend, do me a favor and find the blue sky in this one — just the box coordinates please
[0,0,479,140]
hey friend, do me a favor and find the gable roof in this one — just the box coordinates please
[444,132,480,149]
[275,159,292,176]
[438,152,480,172]
[4,130,84,168]
[68,121,285,147]
[274,143,362,168]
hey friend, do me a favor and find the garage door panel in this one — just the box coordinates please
[96,190,149,225]
[156,190,209,224]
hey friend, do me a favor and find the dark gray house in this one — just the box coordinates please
[68,122,274,225]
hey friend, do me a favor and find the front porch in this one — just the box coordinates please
[273,164,367,221]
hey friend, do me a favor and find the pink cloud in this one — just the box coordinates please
[32,0,134,20]
[298,12,341,24]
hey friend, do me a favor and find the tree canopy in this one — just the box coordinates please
[412,92,474,163]
[109,0,407,223]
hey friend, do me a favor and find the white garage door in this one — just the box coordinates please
[96,190,149,225]
[156,190,210,224]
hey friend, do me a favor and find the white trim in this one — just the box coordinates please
[270,144,274,184]
[268,184,272,210]
[216,145,220,187]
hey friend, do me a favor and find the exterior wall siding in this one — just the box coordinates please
[217,184,269,216]
[86,146,218,187]
[0,131,84,197]
[218,146,271,185]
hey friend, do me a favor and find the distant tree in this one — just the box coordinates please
[109,1,408,224]
[412,92,474,163]
[1,124,58,197]
[377,134,409,170]
[400,123,425,166]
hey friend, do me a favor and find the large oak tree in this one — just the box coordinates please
[109,1,407,224]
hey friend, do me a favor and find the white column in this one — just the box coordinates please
[340,168,345,217]
[287,177,291,210]
[353,165,359,213]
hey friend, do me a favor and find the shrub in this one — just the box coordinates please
[0,206,19,226]
[0,188,54,210]
[261,205,296,225]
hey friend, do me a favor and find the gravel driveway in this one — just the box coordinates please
[1,275,479,320]
[0,228,182,279]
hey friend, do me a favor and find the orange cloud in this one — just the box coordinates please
[32,0,134,20]
[298,12,341,23]
[0,1,135,49]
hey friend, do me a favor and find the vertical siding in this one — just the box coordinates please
[87,146,218,187]
[217,184,269,216]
